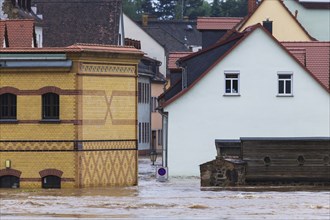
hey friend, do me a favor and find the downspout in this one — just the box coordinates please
[158,108,168,168]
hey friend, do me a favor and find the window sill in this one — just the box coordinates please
[39,119,61,124]
[0,119,18,124]
[223,93,241,97]
[277,94,294,97]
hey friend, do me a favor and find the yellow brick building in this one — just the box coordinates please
[0,44,143,188]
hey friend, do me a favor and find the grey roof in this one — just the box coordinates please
[137,20,202,55]
[32,0,121,47]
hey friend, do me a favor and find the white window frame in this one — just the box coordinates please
[277,72,293,97]
[224,71,240,96]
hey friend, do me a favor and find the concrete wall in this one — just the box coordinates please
[164,28,330,176]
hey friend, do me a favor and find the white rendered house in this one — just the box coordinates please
[160,25,330,176]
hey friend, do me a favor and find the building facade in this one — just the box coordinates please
[0,44,143,188]
[160,26,329,176]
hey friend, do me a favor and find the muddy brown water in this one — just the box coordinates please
[0,158,329,219]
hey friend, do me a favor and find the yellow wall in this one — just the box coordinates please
[239,0,312,41]
[0,71,76,141]
[0,152,76,188]
[0,50,141,188]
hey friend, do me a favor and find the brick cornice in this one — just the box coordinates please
[39,169,63,178]
[0,168,22,177]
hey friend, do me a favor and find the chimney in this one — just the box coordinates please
[142,14,148,27]
[248,0,257,15]
[263,18,273,34]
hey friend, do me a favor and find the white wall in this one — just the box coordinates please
[165,28,330,176]
[123,14,166,76]
[35,26,43,48]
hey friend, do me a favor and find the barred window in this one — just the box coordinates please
[0,93,17,120]
[42,93,59,119]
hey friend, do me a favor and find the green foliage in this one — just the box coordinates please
[123,0,156,20]
[211,0,247,17]
[123,0,246,20]
[211,0,221,17]
[184,0,211,19]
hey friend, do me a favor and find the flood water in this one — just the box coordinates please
[0,157,329,219]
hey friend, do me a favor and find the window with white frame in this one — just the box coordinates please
[224,72,239,95]
[278,73,293,96]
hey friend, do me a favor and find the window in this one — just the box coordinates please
[278,73,293,96]
[138,122,150,144]
[138,83,142,103]
[224,72,239,95]
[42,175,61,189]
[151,97,158,112]
[0,93,17,120]
[0,175,20,188]
[158,129,163,146]
[42,93,59,119]
[138,82,150,104]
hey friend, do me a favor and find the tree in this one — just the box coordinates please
[123,0,156,20]
[219,0,247,17]
[141,0,155,14]
[211,0,221,17]
[154,0,177,20]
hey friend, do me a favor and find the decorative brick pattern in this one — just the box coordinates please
[80,150,137,187]
[82,140,136,150]
[0,141,74,151]
[80,63,135,75]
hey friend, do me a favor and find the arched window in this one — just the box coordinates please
[0,175,20,188]
[42,175,61,189]
[42,93,59,119]
[0,93,17,120]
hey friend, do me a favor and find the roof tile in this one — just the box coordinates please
[168,52,193,69]
[0,19,35,48]
[282,41,330,90]
[197,17,243,30]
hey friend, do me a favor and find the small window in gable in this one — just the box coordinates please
[278,73,293,96]
[224,72,239,95]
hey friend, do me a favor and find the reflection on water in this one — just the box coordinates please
[0,158,329,219]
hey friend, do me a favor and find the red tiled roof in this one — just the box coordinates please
[0,22,5,47]
[1,19,35,48]
[197,17,243,30]
[168,52,193,69]
[282,41,330,90]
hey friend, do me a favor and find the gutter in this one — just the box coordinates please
[0,60,72,68]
